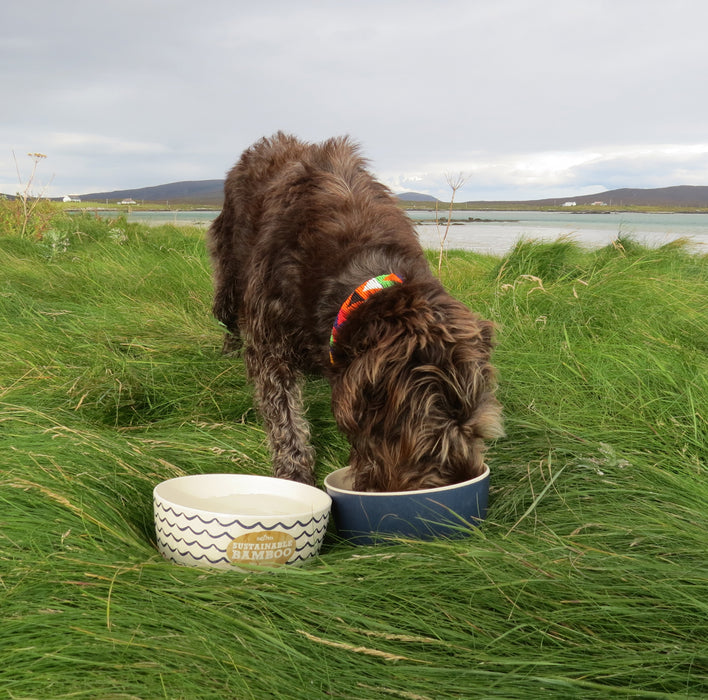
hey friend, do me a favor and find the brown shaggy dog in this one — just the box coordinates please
[207,133,503,491]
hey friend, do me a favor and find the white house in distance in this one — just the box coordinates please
[118,198,137,205]
[62,195,81,203]
[562,201,577,207]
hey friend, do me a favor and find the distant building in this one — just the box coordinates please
[591,201,607,206]
[562,201,577,207]
[119,199,137,205]
[62,195,81,203]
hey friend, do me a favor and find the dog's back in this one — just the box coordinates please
[208,132,432,366]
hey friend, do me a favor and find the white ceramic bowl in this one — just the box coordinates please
[154,474,331,569]
[324,465,490,544]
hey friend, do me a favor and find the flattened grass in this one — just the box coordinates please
[1,217,707,698]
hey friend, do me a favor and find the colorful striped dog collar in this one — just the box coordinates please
[329,273,403,364]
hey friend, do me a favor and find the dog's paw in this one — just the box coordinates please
[221,332,242,355]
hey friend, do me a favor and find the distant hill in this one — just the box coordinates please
[396,191,439,202]
[77,181,438,206]
[78,180,225,206]
[466,185,708,208]
[76,181,708,209]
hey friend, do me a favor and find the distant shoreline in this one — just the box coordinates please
[60,202,708,215]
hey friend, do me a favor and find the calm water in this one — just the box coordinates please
[119,209,708,255]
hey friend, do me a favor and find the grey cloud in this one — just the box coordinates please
[3,0,708,199]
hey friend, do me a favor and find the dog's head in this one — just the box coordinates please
[330,282,504,492]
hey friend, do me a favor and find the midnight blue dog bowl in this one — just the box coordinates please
[323,464,490,544]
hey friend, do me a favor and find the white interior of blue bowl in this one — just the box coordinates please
[324,464,490,497]
[154,474,331,519]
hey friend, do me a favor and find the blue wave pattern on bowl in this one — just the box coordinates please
[324,466,490,545]
[154,499,329,567]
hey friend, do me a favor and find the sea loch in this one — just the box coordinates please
[119,209,708,255]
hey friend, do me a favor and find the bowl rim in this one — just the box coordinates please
[153,473,332,520]
[323,463,490,497]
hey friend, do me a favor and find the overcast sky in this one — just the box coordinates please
[3,0,708,201]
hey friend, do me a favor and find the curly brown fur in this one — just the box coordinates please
[207,132,503,491]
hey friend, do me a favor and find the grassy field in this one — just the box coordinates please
[1,213,707,699]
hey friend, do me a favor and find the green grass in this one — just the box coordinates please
[1,213,707,698]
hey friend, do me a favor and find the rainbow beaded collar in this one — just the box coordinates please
[329,273,404,364]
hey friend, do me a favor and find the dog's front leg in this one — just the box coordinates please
[245,348,316,486]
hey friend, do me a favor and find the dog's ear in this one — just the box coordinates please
[410,312,503,442]
[330,334,406,436]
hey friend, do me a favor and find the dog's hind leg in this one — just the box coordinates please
[207,212,245,354]
[245,348,316,486]
[211,278,243,354]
